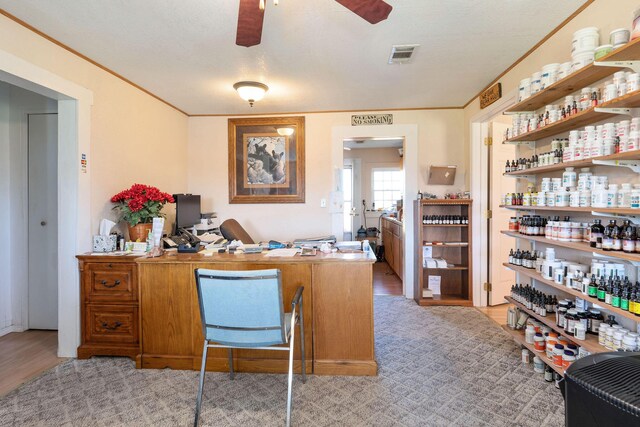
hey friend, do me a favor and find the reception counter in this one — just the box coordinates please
[136,250,377,376]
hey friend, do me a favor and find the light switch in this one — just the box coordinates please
[320,198,327,208]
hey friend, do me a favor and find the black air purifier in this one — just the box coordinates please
[562,352,640,426]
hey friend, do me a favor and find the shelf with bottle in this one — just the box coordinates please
[506,37,640,114]
[505,89,640,144]
[421,215,469,226]
[501,230,640,263]
[500,325,566,376]
[500,205,640,215]
[503,262,640,323]
[504,149,640,176]
[505,296,605,355]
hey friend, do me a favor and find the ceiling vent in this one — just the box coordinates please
[388,44,419,64]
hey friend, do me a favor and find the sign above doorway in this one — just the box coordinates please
[351,114,393,126]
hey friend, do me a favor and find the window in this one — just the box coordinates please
[372,169,403,210]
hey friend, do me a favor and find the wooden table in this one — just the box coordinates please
[136,250,377,376]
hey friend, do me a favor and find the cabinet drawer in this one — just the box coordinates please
[85,305,139,344]
[85,263,137,302]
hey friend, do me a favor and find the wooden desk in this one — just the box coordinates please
[136,250,377,376]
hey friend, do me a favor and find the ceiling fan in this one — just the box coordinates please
[236,0,393,47]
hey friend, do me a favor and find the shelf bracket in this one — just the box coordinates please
[591,159,640,173]
[593,107,640,116]
[503,140,536,148]
[592,252,640,268]
[594,60,640,73]
[591,211,640,221]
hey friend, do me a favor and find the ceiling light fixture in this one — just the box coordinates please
[233,81,269,107]
[276,127,294,136]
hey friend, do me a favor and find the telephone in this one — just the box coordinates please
[163,229,201,249]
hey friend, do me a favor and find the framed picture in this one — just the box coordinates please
[228,116,305,203]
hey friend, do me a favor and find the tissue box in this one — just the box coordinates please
[93,235,117,252]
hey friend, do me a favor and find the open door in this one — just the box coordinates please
[488,118,515,306]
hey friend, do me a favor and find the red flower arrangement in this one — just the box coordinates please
[111,184,174,227]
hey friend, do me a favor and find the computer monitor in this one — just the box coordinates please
[174,194,201,231]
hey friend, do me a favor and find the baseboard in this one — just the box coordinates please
[313,359,378,376]
[0,325,22,337]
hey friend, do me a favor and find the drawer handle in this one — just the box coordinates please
[101,321,122,331]
[101,280,121,288]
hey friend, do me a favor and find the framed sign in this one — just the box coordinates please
[228,116,305,203]
[480,83,502,109]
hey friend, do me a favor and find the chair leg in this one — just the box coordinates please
[227,348,235,380]
[299,302,306,383]
[286,324,295,427]
[194,341,209,427]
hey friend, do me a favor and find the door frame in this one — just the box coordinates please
[0,49,93,357]
[470,89,517,307]
[332,124,418,299]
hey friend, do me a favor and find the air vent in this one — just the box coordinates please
[388,44,419,64]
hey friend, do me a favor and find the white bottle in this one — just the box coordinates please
[555,187,570,207]
[617,183,633,208]
[591,184,608,208]
[607,184,619,208]
[631,184,640,209]
[562,167,577,188]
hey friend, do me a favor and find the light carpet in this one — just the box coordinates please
[0,296,565,426]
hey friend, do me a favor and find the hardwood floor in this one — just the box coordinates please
[373,261,403,295]
[476,303,509,325]
[0,330,66,396]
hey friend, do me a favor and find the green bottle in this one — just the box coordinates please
[612,281,621,308]
[597,277,606,302]
[621,285,630,311]
[588,275,598,298]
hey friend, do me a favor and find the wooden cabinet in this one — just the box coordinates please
[76,255,141,364]
[381,217,402,279]
[414,199,472,306]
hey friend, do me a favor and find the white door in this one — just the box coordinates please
[489,120,516,305]
[28,113,58,329]
[343,163,354,240]
[351,158,363,235]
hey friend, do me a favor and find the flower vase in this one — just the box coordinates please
[128,223,153,242]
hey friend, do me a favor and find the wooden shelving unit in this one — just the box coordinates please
[501,325,566,376]
[499,205,640,215]
[505,37,640,113]
[501,230,640,262]
[503,149,640,176]
[503,263,640,323]
[414,199,473,306]
[497,40,640,374]
[505,296,605,354]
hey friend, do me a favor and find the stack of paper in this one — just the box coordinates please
[423,258,448,268]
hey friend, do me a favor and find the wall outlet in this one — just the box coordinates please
[320,198,327,208]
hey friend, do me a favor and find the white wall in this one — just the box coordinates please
[0,84,9,332]
[188,110,465,242]
[0,82,57,335]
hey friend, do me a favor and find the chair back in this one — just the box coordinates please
[219,219,255,244]
[195,268,286,347]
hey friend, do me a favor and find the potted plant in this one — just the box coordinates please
[111,184,174,241]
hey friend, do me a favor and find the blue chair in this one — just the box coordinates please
[193,268,306,427]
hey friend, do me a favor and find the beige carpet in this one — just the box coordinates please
[0,296,564,426]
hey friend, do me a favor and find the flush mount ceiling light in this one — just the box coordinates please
[233,81,269,107]
[276,127,294,136]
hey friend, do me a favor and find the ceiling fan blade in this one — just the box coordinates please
[236,0,265,47]
[334,0,392,24]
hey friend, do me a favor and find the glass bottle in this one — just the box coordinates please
[602,220,615,251]
[590,219,604,248]
[588,275,598,298]
[622,220,636,253]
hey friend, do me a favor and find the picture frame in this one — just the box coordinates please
[228,116,305,203]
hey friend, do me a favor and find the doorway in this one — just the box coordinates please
[0,49,93,357]
[343,137,404,295]
[486,116,516,306]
